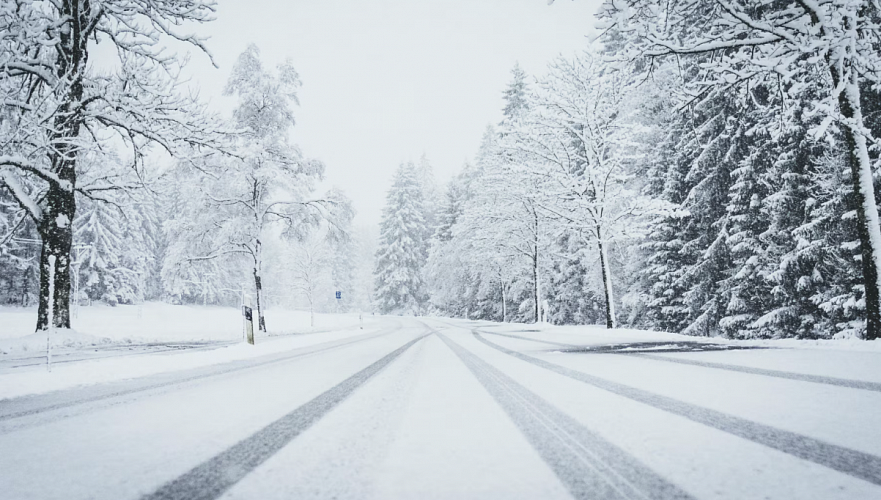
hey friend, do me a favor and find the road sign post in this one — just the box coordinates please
[243,305,255,345]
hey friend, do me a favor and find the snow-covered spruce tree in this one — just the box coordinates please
[165,45,344,333]
[0,187,39,306]
[549,232,608,325]
[374,162,429,315]
[426,129,495,319]
[635,81,750,336]
[717,125,777,338]
[502,63,529,122]
[597,0,881,339]
[72,184,159,306]
[426,162,485,318]
[0,0,219,331]
[416,154,442,245]
[74,197,126,305]
[639,113,694,333]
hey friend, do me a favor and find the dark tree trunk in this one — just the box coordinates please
[254,269,266,332]
[532,249,540,324]
[253,236,266,333]
[35,186,75,330]
[532,208,541,324]
[597,231,616,329]
[501,280,507,323]
[35,0,92,331]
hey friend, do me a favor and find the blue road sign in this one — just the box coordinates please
[335,291,342,300]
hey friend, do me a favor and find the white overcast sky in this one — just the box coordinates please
[178,0,604,226]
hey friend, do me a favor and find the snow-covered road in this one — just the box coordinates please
[2,317,881,499]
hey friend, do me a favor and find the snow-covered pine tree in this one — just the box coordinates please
[0,188,39,306]
[598,0,881,339]
[416,154,442,246]
[374,162,428,315]
[502,63,529,122]
[74,198,126,305]
[718,124,776,338]
[757,100,859,339]
[548,232,607,325]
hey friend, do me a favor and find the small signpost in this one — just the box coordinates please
[335,291,341,300]
[242,305,255,345]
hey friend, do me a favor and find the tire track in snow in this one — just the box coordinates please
[480,329,881,393]
[473,330,881,487]
[478,330,577,348]
[436,331,695,500]
[0,325,400,429]
[2,341,240,370]
[629,353,881,393]
[140,333,429,500]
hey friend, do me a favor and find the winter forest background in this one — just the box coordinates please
[4,1,881,341]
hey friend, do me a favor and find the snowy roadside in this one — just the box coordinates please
[0,324,380,401]
[723,336,881,352]
[0,302,366,354]
[0,303,376,400]
[440,318,881,353]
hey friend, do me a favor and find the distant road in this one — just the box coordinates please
[1,317,880,499]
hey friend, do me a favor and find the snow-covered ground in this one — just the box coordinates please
[1,306,879,400]
[0,302,363,345]
[0,302,367,360]
[0,303,373,399]
[461,320,881,352]
[2,314,881,499]
[0,317,881,500]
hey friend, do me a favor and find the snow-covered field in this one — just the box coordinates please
[0,303,373,399]
[0,302,365,351]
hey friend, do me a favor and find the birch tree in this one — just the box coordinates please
[506,54,667,328]
[289,235,332,328]
[166,46,343,333]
